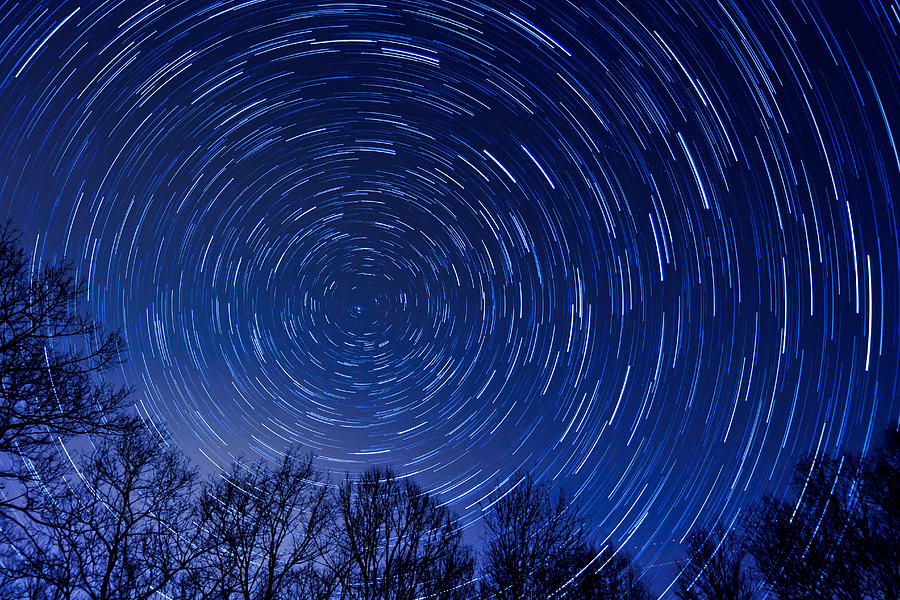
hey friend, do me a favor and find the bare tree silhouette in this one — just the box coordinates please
[859,429,900,600]
[747,455,867,600]
[674,527,754,600]
[0,223,132,522]
[6,424,200,600]
[334,466,474,600]
[180,447,335,600]
[478,472,584,600]
[566,542,651,600]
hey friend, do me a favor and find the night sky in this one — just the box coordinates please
[1,0,898,593]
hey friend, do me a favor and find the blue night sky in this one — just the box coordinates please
[1,0,898,593]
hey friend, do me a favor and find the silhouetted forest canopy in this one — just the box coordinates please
[1,222,897,599]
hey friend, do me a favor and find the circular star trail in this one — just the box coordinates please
[1,0,898,590]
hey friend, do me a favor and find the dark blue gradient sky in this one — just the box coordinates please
[1,0,898,593]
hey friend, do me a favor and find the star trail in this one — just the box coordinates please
[1,0,898,592]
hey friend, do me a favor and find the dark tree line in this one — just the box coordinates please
[478,475,649,600]
[2,222,897,600]
[673,430,899,600]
